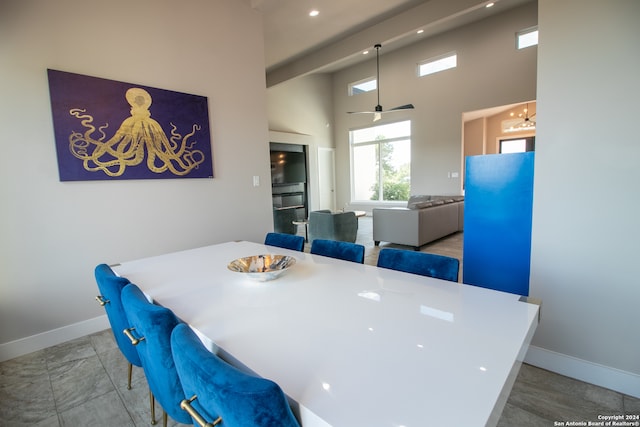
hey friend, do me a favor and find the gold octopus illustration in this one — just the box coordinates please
[68,88,204,176]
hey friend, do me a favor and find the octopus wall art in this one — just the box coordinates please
[47,69,213,181]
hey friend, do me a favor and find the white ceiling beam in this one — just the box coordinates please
[266,0,520,87]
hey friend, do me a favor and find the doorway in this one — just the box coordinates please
[318,147,336,211]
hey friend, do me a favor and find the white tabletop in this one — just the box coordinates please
[114,241,538,427]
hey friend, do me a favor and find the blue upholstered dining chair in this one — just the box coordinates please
[264,232,305,252]
[310,238,365,264]
[171,323,300,427]
[94,264,141,390]
[376,248,460,282]
[121,283,192,427]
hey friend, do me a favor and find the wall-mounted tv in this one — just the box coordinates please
[270,151,307,184]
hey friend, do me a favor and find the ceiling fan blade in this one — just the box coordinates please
[347,104,414,114]
[346,44,414,120]
[389,104,414,111]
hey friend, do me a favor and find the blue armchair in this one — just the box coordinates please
[121,284,192,427]
[377,248,460,282]
[171,323,300,427]
[311,239,365,264]
[308,210,358,243]
[94,264,141,390]
[265,232,305,252]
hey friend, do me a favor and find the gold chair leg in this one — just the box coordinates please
[127,363,133,390]
[163,411,168,427]
[150,390,157,425]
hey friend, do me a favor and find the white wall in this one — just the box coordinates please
[331,3,538,209]
[528,0,640,396]
[267,74,335,211]
[0,0,273,359]
[268,74,334,142]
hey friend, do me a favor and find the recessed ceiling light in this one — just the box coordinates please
[363,50,369,55]
[486,2,495,7]
[309,10,319,17]
[417,29,424,34]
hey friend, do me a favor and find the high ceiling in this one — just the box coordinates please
[251,0,428,70]
[250,0,535,85]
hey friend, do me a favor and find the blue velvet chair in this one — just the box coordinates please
[121,284,192,427]
[94,264,141,390]
[377,248,460,282]
[264,232,305,252]
[171,323,300,427]
[310,239,365,264]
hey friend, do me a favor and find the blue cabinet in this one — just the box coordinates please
[463,152,534,296]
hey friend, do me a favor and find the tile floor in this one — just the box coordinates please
[1,216,638,426]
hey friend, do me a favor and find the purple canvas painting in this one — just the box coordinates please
[47,69,213,181]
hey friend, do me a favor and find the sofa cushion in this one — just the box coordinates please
[407,195,464,209]
[409,201,433,209]
[407,195,432,209]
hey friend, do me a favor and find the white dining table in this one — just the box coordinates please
[113,240,539,427]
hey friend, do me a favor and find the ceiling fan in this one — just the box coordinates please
[348,43,414,122]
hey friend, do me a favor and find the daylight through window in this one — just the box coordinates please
[350,120,411,202]
[349,77,377,96]
[418,53,457,77]
[517,27,538,49]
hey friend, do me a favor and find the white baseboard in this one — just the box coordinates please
[525,345,640,399]
[0,315,110,362]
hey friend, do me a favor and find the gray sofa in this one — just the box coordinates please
[373,195,464,250]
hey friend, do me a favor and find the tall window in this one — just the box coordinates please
[350,120,411,202]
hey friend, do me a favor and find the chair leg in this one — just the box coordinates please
[150,391,157,425]
[163,410,168,427]
[127,363,133,390]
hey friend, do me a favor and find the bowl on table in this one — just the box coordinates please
[227,254,296,282]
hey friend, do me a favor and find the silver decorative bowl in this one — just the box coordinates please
[227,254,296,281]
